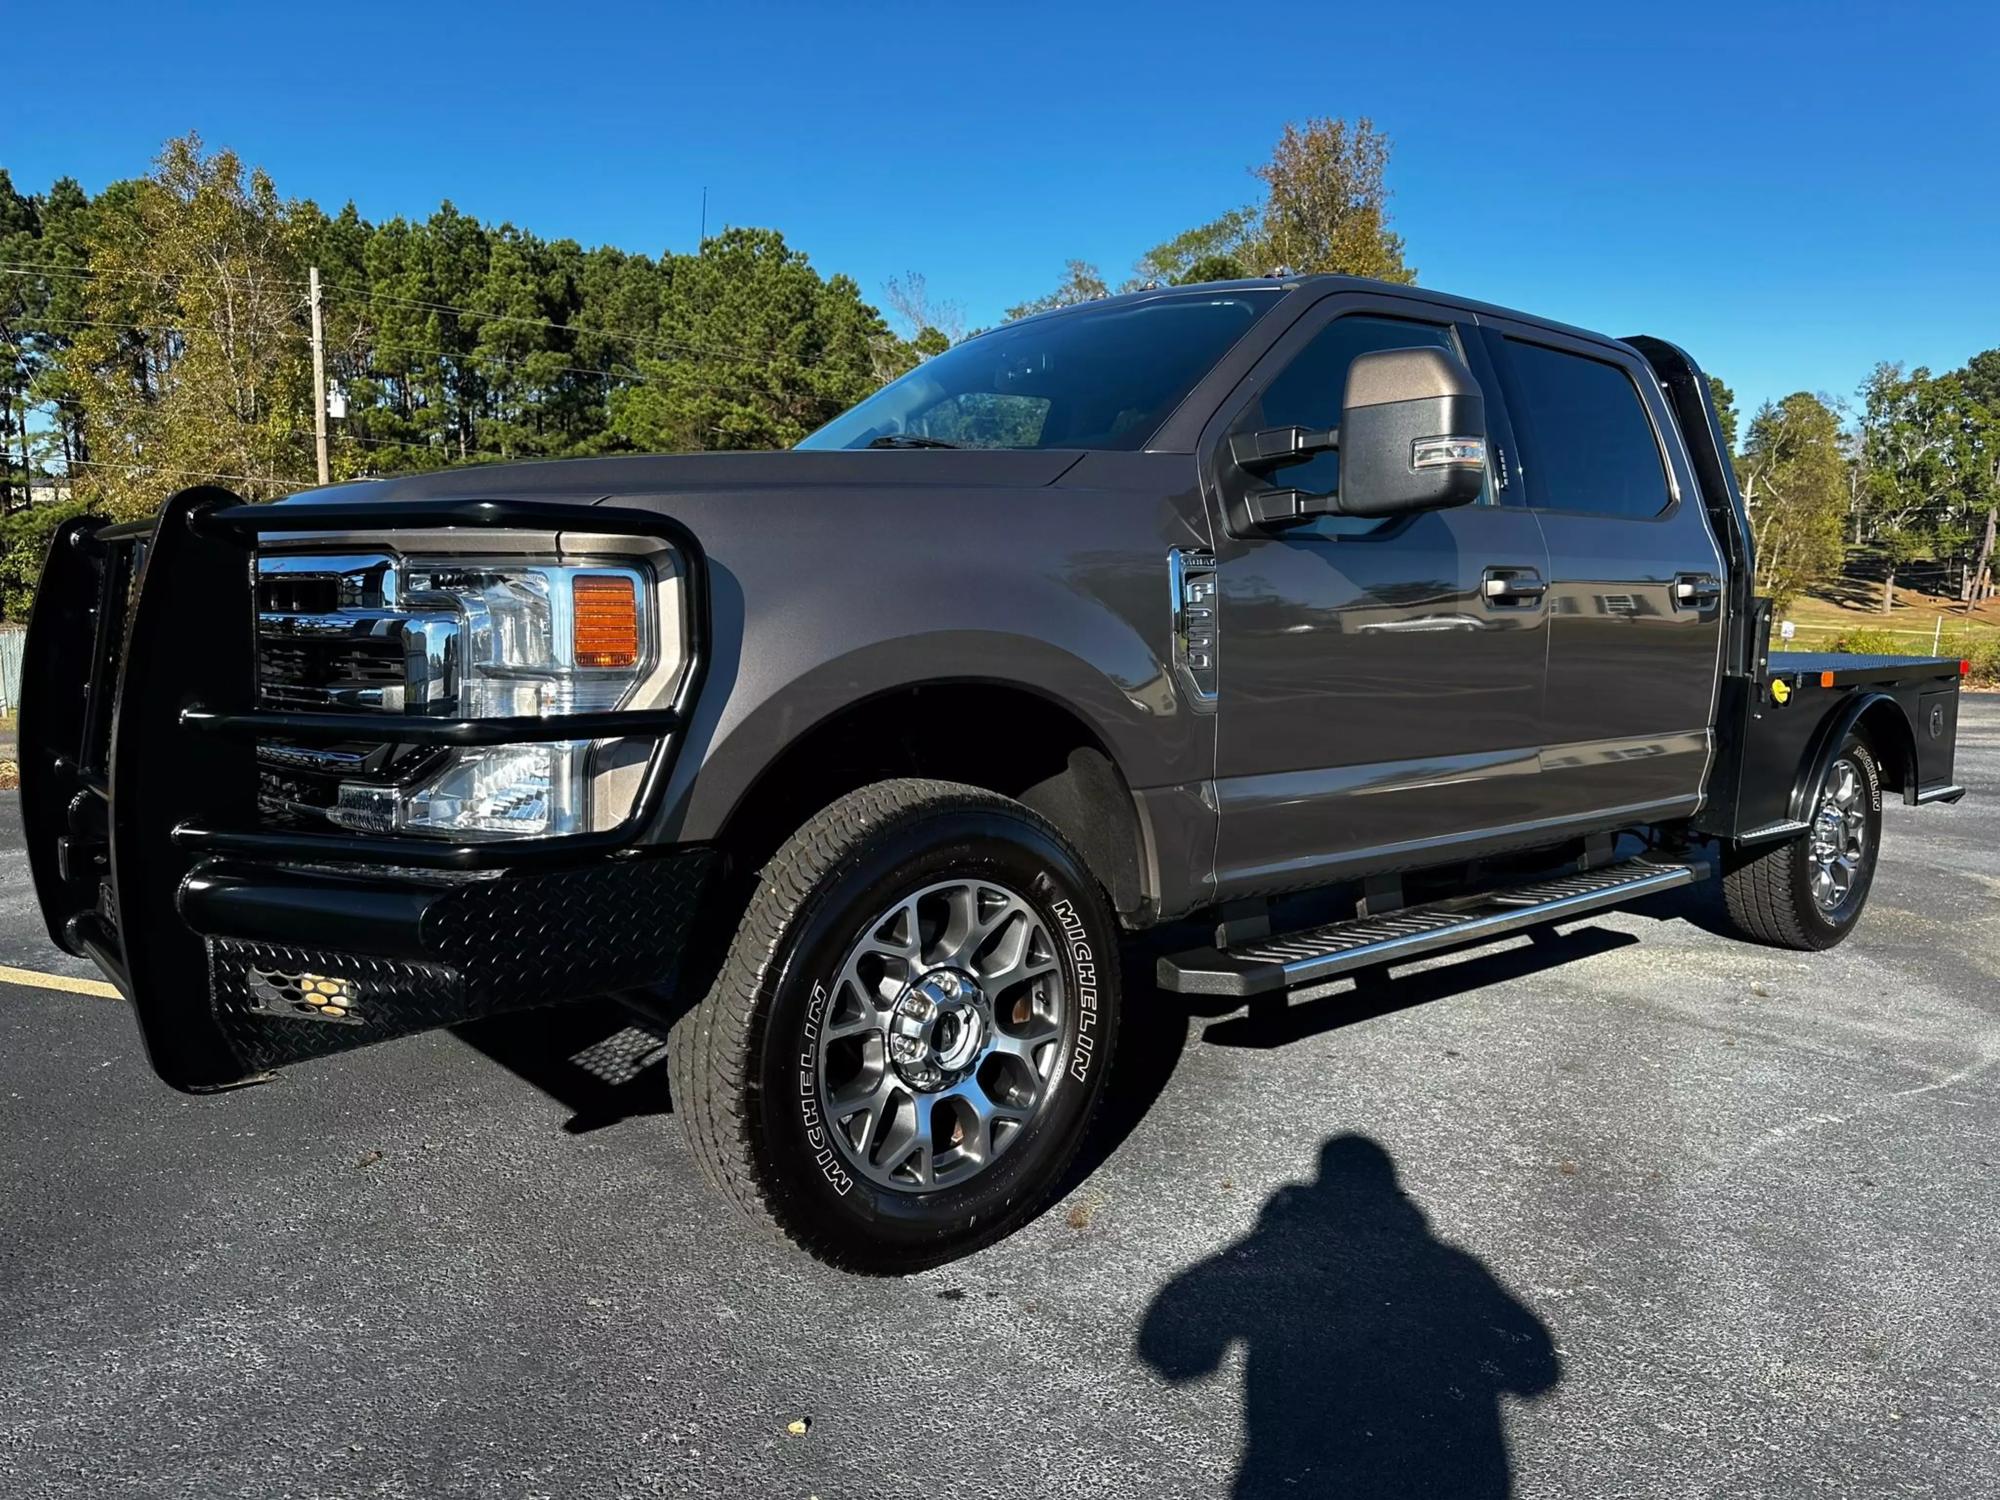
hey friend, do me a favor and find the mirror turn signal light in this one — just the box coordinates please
[573,575,641,668]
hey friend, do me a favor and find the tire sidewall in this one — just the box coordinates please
[1792,736,1883,943]
[750,804,1117,1266]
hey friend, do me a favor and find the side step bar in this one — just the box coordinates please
[1158,856,1707,998]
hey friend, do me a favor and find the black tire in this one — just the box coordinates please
[1721,735,1883,950]
[667,777,1120,1273]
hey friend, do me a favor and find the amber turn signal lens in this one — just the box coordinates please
[1820,670,1836,688]
[572,575,640,668]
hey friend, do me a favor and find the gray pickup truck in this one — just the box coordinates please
[22,275,1968,1271]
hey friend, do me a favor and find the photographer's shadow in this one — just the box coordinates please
[1139,1134,1559,1498]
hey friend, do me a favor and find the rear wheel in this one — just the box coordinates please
[1721,735,1883,950]
[668,778,1118,1272]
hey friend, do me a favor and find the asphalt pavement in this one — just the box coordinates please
[3,703,1997,1499]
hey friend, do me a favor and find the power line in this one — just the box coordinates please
[340,431,527,465]
[2,324,644,385]
[2,260,888,375]
[0,326,835,409]
[29,454,309,488]
[4,315,284,336]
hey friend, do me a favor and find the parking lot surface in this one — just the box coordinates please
[3,700,1997,1499]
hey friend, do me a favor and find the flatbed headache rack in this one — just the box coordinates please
[20,486,713,1091]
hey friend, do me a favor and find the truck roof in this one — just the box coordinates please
[1007,273,1640,359]
[288,274,1651,504]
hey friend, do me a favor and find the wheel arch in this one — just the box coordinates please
[1787,691,1917,822]
[698,676,1154,924]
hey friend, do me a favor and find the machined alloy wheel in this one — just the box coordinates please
[668,778,1120,1273]
[1721,733,1882,951]
[816,879,1067,1191]
[1807,756,1870,913]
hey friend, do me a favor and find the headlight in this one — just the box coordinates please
[254,551,680,842]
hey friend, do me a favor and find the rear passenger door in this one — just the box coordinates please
[1478,321,1726,822]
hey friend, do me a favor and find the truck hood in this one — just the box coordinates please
[276,448,1086,508]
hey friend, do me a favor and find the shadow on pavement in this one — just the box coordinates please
[1622,864,1740,938]
[453,999,671,1134]
[1060,922,1634,1223]
[1199,922,1640,1049]
[1138,1134,1560,1498]
[450,918,1647,1262]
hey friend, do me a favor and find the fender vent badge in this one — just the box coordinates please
[1169,548,1219,709]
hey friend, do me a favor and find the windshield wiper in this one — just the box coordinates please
[865,434,961,449]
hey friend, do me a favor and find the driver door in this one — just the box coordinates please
[1204,294,1555,896]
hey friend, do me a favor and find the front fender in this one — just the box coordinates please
[629,479,1212,845]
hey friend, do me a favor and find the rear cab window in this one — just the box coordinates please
[1495,338,1673,519]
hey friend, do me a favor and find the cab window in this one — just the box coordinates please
[1498,339,1672,519]
[1237,315,1484,537]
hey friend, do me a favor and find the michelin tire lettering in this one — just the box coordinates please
[1052,896,1099,1082]
[800,981,854,1196]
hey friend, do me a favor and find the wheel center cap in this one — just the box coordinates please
[887,968,989,1092]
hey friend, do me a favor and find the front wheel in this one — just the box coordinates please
[1721,735,1883,950]
[668,778,1119,1272]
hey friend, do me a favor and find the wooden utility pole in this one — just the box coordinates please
[308,265,330,486]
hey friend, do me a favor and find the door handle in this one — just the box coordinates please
[1673,573,1721,608]
[1482,566,1547,606]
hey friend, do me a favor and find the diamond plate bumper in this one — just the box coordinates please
[193,852,715,1073]
[18,486,714,1090]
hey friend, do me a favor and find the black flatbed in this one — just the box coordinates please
[1769,652,1965,686]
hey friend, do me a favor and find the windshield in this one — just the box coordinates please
[798,290,1282,452]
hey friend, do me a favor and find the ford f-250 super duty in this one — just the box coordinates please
[21,275,1969,1271]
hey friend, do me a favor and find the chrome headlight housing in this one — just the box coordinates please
[255,539,687,842]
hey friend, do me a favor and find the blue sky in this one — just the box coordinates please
[5,0,1996,417]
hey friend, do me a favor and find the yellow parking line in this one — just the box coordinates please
[0,963,123,1000]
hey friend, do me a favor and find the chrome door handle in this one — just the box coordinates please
[1673,573,1721,608]
[1482,566,1547,606]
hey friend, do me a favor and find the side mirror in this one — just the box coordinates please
[1232,345,1487,528]
[1337,345,1487,518]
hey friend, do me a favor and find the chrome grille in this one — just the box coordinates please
[257,635,406,708]
[253,552,445,827]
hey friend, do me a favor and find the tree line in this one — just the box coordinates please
[1,121,1995,625]
[1710,355,2000,614]
[0,135,929,529]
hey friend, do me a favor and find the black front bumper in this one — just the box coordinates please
[20,486,713,1091]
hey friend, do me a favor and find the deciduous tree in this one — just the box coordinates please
[1004,260,1109,321]
[1252,117,1413,283]
[1707,375,1739,455]
[70,135,315,518]
[1736,392,1846,611]
[1856,363,1975,612]
[1950,348,1999,601]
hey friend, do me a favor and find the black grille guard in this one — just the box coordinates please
[20,486,712,1090]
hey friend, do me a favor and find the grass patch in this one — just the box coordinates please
[1776,625,1999,684]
